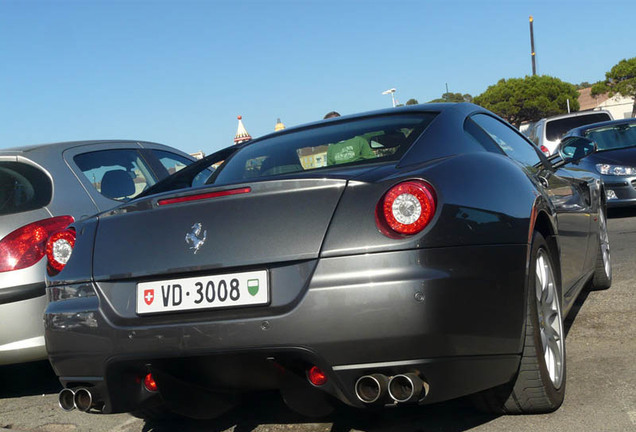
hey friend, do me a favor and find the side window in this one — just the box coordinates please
[191,161,223,187]
[74,150,158,201]
[0,162,51,215]
[153,150,216,187]
[464,118,505,154]
[150,150,193,175]
[471,114,542,169]
[190,146,238,188]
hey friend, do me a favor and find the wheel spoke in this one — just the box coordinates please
[544,280,554,304]
[547,311,561,337]
[545,333,563,383]
[536,255,546,302]
[540,327,548,351]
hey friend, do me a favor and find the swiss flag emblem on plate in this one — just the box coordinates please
[144,289,155,306]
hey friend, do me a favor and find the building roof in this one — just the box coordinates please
[578,87,609,111]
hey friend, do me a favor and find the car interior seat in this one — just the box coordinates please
[100,169,135,200]
[259,153,303,177]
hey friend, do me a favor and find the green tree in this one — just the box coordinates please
[473,75,580,127]
[591,57,636,117]
[405,98,419,105]
[428,92,473,103]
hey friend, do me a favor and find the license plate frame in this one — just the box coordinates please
[136,270,268,315]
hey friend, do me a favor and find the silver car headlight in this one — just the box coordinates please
[596,163,636,176]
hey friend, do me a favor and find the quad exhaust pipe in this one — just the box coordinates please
[58,387,103,412]
[355,372,428,405]
[388,373,426,403]
[74,388,96,412]
[354,373,389,404]
[58,388,75,411]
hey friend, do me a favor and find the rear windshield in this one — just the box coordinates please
[584,122,636,151]
[214,113,437,184]
[546,113,612,141]
[0,162,52,215]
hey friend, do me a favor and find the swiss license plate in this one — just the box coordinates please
[136,270,268,315]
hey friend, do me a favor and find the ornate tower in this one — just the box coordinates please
[234,115,252,145]
[274,118,286,132]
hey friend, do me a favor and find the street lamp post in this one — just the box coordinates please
[529,16,537,76]
[382,88,398,107]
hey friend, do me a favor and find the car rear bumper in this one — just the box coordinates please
[0,262,49,365]
[45,244,528,413]
[0,293,48,365]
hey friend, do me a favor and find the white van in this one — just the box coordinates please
[526,110,613,155]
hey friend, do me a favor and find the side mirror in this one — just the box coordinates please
[553,136,596,168]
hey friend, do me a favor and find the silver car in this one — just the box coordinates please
[525,110,613,156]
[0,140,195,365]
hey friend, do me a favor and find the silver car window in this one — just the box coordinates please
[0,162,51,215]
[74,150,158,201]
[546,113,612,142]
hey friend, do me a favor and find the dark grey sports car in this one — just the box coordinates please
[44,103,611,420]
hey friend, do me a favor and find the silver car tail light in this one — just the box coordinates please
[0,215,74,273]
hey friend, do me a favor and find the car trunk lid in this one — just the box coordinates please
[91,178,347,281]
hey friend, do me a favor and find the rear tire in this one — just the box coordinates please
[474,231,565,414]
[591,208,611,290]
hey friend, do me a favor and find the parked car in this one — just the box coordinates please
[525,109,613,156]
[44,104,611,420]
[0,140,195,366]
[560,118,636,207]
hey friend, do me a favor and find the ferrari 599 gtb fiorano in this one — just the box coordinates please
[44,104,611,419]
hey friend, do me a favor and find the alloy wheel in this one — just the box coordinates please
[599,210,611,279]
[535,249,564,389]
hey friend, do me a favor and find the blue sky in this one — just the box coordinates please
[1,0,634,155]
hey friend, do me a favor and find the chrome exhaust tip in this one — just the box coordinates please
[58,388,76,411]
[73,388,94,412]
[388,373,426,403]
[354,373,388,404]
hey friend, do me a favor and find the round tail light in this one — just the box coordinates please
[376,180,436,237]
[45,228,76,275]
